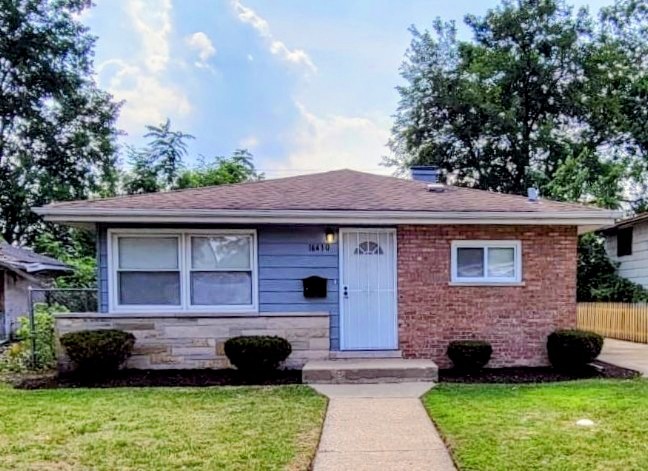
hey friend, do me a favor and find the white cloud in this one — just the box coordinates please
[272,102,391,177]
[125,0,172,73]
[97,1,191,133]
[186,32,216,67]
[100,60,191,132]
[231,0,316,73]
[239,135,259,149]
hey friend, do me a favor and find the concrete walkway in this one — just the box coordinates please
[600,338,648,376]
[311,383,456,471]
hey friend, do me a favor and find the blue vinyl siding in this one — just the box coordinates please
[257,227,340,349]
[97,224,340,349]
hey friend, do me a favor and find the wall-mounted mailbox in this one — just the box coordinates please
[303,276,327,298]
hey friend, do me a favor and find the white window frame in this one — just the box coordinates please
[108,229,258,313]
[450,240,522,284]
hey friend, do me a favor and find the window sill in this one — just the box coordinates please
[448,281,525,287]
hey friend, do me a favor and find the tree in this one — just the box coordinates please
[176,149,262,189]
[544,149,626,209]
[123,119,193,194]
[0,0,121,244]
[577,233,648,302]
[34,230,96,288]
[591,0,648,209]
[388,0,645,207]
[122,146,162,195]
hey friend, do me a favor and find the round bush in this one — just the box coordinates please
[224,336,292,374]
[60,329,135,374]
[447,340,493,371]
[547,329,603,370]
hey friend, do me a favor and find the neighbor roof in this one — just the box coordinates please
[0,243,70,273]
[599,211,648,234]
[34,169,619,228]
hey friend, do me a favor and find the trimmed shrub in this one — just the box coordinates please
[547,329,603,370]
[224,336,292,374]
[60,329,135,374]
[447,340,493,371]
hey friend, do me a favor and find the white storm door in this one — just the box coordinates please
[340,229,397,350]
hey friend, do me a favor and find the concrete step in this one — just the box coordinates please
[302,358,438,384]
[329,350,402,359]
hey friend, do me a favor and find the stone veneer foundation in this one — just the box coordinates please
[55,313,330,370]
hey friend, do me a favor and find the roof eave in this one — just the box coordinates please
[34,207,620,231]
[22,263,72,273]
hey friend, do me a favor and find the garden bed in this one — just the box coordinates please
[15,368,302,389]
[439,361,638,383]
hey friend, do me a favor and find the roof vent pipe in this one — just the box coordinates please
[410,166,440,183]
[528,187,539,202]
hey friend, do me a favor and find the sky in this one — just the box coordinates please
[83,0,614,179]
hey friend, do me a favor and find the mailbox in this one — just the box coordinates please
[302,276,327,298]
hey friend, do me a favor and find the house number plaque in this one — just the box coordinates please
[308,243,331,253]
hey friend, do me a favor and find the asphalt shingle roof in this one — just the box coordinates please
[0,243,69,273]
[43,169,603,214]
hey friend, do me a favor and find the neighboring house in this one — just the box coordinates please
[602,213,648,289]
[34,168,618,369]
[0,243,70,339]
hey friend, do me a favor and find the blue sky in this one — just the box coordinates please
[84,0,614,178]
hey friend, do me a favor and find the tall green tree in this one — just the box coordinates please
[176,149,262,189]
[122,146,162,195]
[592,0,648,209]
[0,0,121,244]
[123,119,193,194]
[388,0,645,208]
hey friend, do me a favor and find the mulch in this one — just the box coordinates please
[439,361,640,384]
[15,368,302,390]
[10,361,641,389]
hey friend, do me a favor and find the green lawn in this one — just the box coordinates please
[424,379,648,471]
[0,385,327,470]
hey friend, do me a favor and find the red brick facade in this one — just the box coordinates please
[397,225,578,367]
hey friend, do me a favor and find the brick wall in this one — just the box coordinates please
[397,225,577,367]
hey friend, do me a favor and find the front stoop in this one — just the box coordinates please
[302,358,439,384]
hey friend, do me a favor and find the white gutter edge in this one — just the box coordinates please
[34,207,620,227]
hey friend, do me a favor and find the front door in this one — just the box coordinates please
[340,229,397,350]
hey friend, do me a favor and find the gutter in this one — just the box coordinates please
[34,207,621,229]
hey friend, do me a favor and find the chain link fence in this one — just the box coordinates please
[29,288,98,314]
[0,310,7,343]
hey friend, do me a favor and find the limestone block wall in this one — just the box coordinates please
[55,313,330,370]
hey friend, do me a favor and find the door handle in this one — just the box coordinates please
[343,286,348,298]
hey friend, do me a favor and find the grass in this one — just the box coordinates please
[0,384,327,470]
[424,379,648,471]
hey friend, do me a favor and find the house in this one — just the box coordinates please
[601,213,648,289]
[34,168,618,370]
[0,243,71,339]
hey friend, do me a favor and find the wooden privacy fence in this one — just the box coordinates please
[577,303,648,343]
